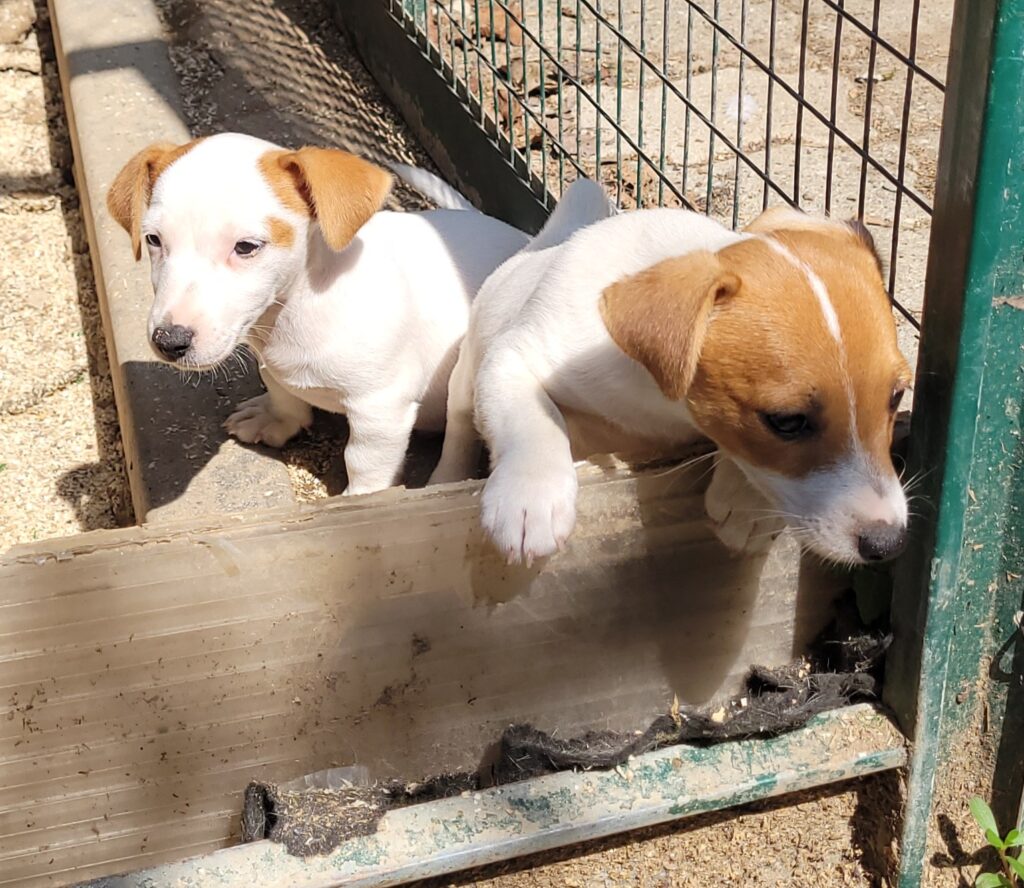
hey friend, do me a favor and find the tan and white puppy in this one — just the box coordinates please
[107,133,527,495]
[431,186,912,566]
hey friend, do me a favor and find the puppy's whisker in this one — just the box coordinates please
[806,547,858,570]
[694,463,719,486]
[644,450,717,481]
[659,458,716,499]
[733,507,802,521]
[900,466,935,494]
[745,525,814,544]
[905,493,933,508]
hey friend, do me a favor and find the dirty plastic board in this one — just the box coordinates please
[0,460,843,886]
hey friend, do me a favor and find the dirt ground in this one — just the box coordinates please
[433,774,905,887]
[0,0,131,551]
[0,0,982,885]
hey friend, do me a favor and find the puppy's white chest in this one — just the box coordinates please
[250,325,353,412]
[262,357,349,414]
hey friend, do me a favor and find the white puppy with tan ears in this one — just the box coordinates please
[107,133,527,495]
[431,183,912,567]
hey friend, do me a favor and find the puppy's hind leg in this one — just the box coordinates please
[224,370,313,448]
[342,397,420,496]
[429,341,482,485]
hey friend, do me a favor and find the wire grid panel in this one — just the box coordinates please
[389,0,954,346]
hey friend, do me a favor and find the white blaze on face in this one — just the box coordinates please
[739,450,907,565]
[141,133,307,367]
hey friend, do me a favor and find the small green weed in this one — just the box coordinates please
[971,797,1024,887]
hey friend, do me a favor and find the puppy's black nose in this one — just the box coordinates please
[857,521,908,562]
[151,324,194,361]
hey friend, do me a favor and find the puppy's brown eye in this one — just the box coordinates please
[761,412,814,441]
[890,387,906,412]
[145,233,161,248]
[234,240,263,257]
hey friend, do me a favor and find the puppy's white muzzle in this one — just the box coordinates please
[739,458,908,565]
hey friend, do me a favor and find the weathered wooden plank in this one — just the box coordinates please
[47,0,297,523]
[1,459,843,886]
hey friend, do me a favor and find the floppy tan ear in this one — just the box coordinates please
[599,251,740,401]
[106,142,178,260]
[276,147,393,251]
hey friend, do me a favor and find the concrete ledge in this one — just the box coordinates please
[48,0,296,523]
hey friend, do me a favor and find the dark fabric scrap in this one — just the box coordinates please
[490,658,883,784]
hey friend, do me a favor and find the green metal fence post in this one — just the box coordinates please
[885,0,1024,883]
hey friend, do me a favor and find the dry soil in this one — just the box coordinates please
[0,0,131,552]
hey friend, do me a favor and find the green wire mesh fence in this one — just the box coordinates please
[389,0,953,340]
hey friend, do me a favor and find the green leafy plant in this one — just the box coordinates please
[971,797,1024,887]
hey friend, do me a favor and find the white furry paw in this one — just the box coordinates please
[224,394,305,448]
[705,458,785,555]
[481,460,578,566]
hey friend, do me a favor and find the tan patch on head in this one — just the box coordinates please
[742,205,815,235]
[672,231,906,480]
[106,139,205,260]
[267,216,295,248]
[682,238,854,477]
[600,251,740,402]
[769,230,911,469]
[259,147,393,251]
[602,213,909,481]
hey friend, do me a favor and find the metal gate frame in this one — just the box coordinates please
[332,1,1024,884]
[885,0,1024,882]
